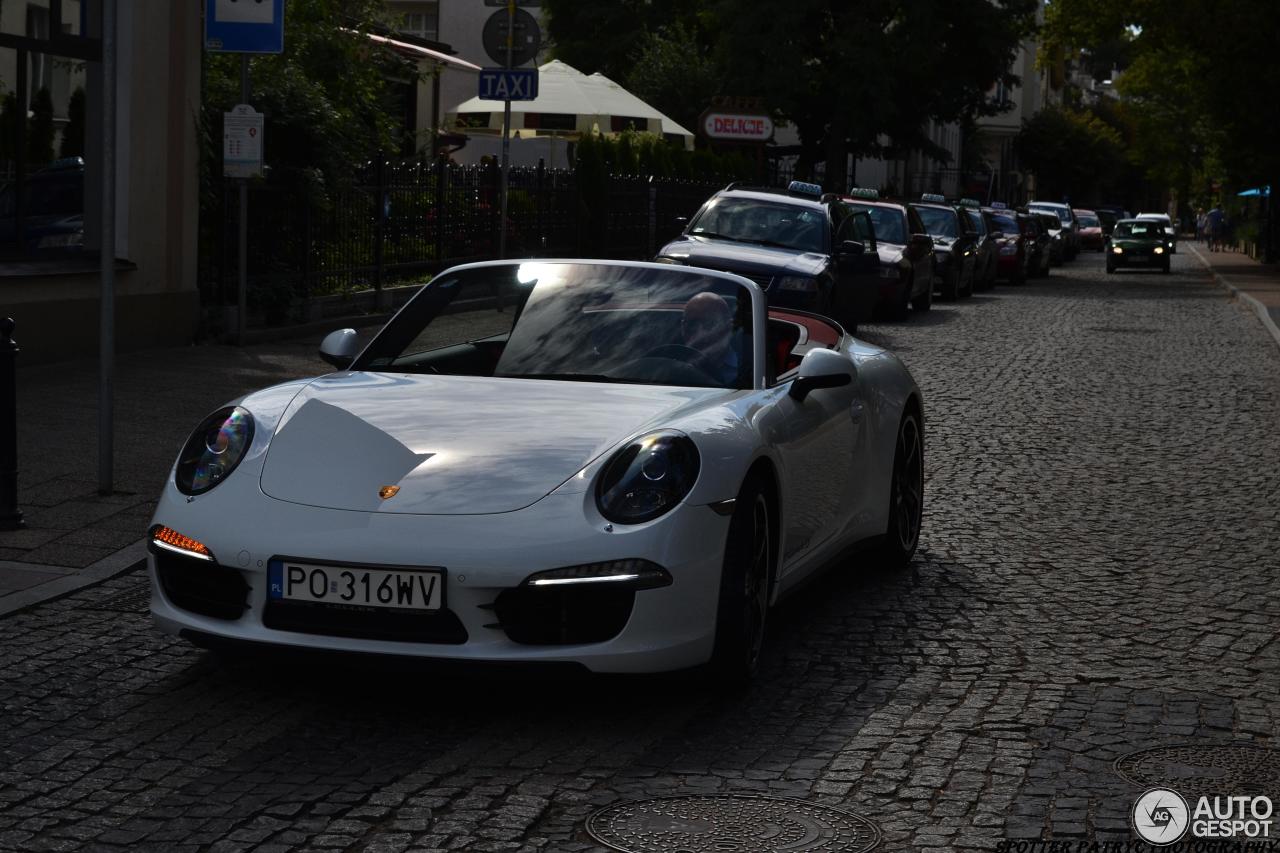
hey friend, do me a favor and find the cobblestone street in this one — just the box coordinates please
[1,249,1277,852]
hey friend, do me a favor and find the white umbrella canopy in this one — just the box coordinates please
[447,60,695,150]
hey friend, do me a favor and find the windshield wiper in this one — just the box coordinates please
[689,230,744,243]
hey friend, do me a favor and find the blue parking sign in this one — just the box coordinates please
[205,0,285,54]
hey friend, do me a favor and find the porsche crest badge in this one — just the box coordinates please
[379,485,400,500]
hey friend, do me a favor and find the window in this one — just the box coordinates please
[398,3,439,41]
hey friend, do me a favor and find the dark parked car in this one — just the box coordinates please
[655,182,882,332]
[0,157,85,258]
[839,189,935,319]
[910,194,978,300]
[984,204,1031,285]
[1106,219,1171,274]
[959,199,998,290]
[1030,211,1065,265]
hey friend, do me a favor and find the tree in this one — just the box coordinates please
[717,0,1039,191]
[1045,0,1280,239]
[624,23,722,135]
[200,0,410,193]
[1016,106,1126,202]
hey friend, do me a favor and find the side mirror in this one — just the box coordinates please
[673,216,690,232]
[319,328,361,369]
[788,348,856,401]
[837,239,865,256]
[911,233,934,248]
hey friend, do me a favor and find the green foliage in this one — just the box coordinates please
[1016,106,1127,201]
[59,88,86,158]
[623,23,722,134]
[1045,0,1280,189]
[27,87,55,166]
[201,0,410,195]
[717,0,1039,189]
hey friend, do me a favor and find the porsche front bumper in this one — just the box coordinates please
[148,485,732,674]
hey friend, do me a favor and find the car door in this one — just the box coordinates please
[759,358,864,579]
[906,206,934,295]
[833,209,880,325]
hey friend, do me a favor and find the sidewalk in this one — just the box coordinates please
[1186,242,1280,348]
[0,332,331,615]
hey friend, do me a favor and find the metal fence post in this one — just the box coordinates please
[374,154,386,306]
[536,158,546,255]
[0,318,23,530]
[647,175,657,257]
[434,155,447,269]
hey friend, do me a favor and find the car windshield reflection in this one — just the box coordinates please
[688,197,827,253]
[356,263,755,390]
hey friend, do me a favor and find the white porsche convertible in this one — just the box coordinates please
[149,260,923,680]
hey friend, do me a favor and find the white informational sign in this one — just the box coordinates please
[215,0,274,24]
[223,104,264,178]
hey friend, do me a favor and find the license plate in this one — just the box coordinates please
[1132,253,1147,259]
[268,561,444,611]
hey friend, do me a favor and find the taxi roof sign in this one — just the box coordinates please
[958,198,981,208]
[849,187,880,200]
[990,201,1009,210]
[787,180,823,198]
[920,193,947,203]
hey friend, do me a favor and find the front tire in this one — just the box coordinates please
[889,276,911,320]
[914,274,933,313]
[877,409,924,568]
[710,479,772,685]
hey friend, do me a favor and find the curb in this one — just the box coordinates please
[1187,243,1280,350]
[0,539,147,619]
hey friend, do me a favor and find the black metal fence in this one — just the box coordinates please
[201,159,731,325]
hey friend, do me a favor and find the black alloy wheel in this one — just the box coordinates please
[877,409,924,568]
[710,479,772,685]
[889,274,912,321]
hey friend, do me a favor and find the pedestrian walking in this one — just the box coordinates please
[1195,208,1206,244]
[1206,204,1224,252]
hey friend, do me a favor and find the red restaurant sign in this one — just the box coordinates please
[702,112,774,141]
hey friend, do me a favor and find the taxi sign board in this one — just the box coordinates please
[787,180,823,198]
[920,193,947,203]
[990,201,1008,210]
[479,68,539,101]
[849,188,880,200]
[959,198,981,208]
[205,0,284,53]
[223,104,264,178]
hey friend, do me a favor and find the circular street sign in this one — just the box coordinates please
[482,8,541,68]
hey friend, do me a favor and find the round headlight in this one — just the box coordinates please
[596,431,700,524]
[175,406,255,495]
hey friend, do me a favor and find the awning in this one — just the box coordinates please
[348,29,482,72]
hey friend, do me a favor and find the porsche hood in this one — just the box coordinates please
[258,373,721,515]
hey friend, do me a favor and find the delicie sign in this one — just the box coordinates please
[702,113,774,141]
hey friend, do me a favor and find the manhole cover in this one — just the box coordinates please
[80,582,151,613]
[586,794,880,853]
[1115,745,1280,796]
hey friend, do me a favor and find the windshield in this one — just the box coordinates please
[1076,214,1101,228]
[356,263,755,390]
[844,203,907,244]
[990,213,1018,234]
[915,206,958,238]
[964,209,986,234]
[1030,204,1072,225]
[688,197,828,253]
[1114,222,1163,238]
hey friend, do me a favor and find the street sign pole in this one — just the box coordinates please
[498,0,514,260]
[99,0,116,495]
[238,55,249,345]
